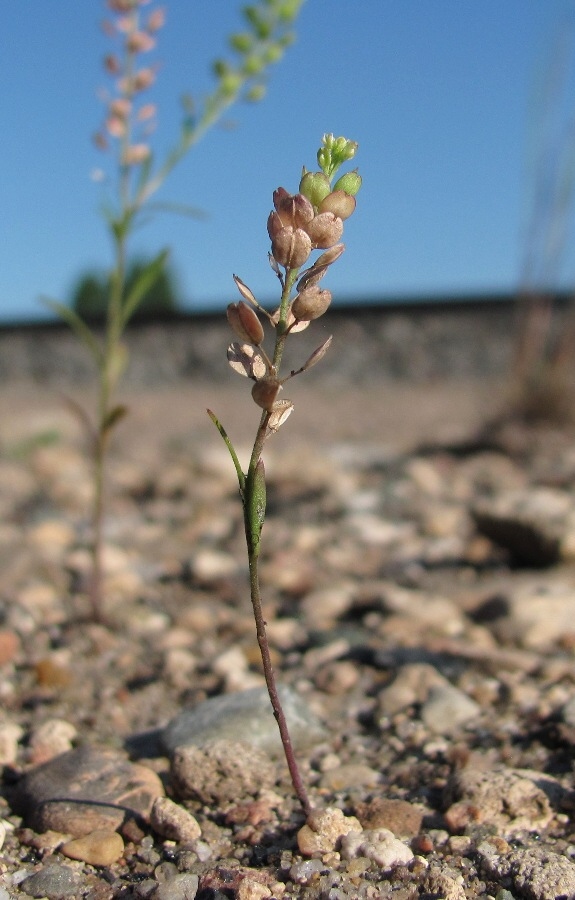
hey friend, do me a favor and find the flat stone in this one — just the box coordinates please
[161,685,326,757]
[12,744,164,837]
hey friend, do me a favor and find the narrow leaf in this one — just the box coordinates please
[42,297,103,366]
[121,249,169,327]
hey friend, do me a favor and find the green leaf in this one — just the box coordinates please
[120,249,169,328]
[41,297,103,366]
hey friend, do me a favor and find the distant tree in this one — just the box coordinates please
[70,258,180,321]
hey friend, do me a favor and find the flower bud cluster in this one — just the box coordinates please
[94,0,165,166]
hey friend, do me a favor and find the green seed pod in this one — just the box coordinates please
[333,169,362,197]
[299,171,331,207]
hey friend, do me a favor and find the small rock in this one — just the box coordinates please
[60,829,124,866]
[28,718,77,765]
[318,763,380,793]
[478,845,575,900]
[0,720,24,765]
[153,872,200,900]
[420,865,467,900]
[236,878,272,899]
[161,685,326,757]
[297,807,362,856]
[19,863,83,899]
[472,487,572,566]
[0,628,20,666]
[444,765,555,836]
[420,681,481,735]
[13,744,164,837]
[354,797,424,838]
[340,827,414,868]
[171,739,276,804]
[151,796,201,843]
[377,663,445,717]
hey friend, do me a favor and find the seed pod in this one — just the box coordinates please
[299,170,331,207]
[301,335,333,372]
[305,212,344,249]
[296,263,328,292]
[333,169,362,196]
[238,302,264,345]
[319,190,356,221]
[274,192,315,230]
[267,210,284,241]
[291,286,332,322]
[227,302,263,345]
[316,243,345,267]
[267,399,294,435]
[227,342,267,380]
[271,227,312,268]
[233,274,258,307]
[251,376,281,410]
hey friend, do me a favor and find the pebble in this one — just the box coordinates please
[171,739,276,804]
[28,718,77,765]
[19,863,83,899]
[340,827,414,868]
[444,765,555,835]
[297,807,362,856]
[318,763,380,792]
[13,744,164,837]
[60,829,124,866]
[420,681,481,735]
[354,797,424,838]
[0,720,24,765]
[161,685,326,757]
[478,845,575,900]
[153,873,201,900]
[150,796,201,842]
[0,628,20,665]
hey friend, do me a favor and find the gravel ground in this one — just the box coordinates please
[1,374,575,900]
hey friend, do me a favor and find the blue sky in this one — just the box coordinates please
[2,1,575,322]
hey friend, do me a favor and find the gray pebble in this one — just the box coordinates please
[19,863,82,899]
[420,681,481,734]
[161,685,326,757]
[153,873,200,899]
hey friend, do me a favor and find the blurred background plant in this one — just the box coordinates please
[45,0,304,622]
[70,258,180,321]
[512,21,575,422]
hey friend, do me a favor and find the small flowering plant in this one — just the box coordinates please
[209,134,361,815]
[45,0,304,622]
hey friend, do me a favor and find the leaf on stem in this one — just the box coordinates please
[121,248,169,327]
[41,298,103,366]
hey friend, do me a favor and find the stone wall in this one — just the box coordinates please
[0,300,518,387]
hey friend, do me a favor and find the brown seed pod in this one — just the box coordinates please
[319,190,356,221]
[271,227,312,269]
[251,376,281,411]
[291,286,332,322]
[305,212,344,249]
